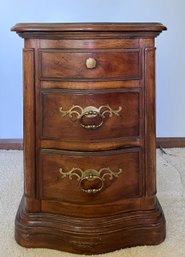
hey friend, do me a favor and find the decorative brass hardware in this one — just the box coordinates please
[59,105,122,130]
[86,57,96,69]
[59,167,123,193]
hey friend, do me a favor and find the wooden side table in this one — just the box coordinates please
[11,22,166,254]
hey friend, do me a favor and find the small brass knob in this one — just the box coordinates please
[86,57,96,69]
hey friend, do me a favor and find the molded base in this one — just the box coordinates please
[15,197,166,254]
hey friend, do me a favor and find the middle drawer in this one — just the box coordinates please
[40,89,143,143]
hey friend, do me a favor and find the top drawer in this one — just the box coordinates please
[39,49,141,81]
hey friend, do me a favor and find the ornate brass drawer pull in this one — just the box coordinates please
[59,167,123,193]
[59,105,122,130]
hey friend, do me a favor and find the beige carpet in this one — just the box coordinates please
[0,148,185,257]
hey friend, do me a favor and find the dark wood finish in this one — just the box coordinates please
[41,89,142,142]
[0,139,23,150]
[39,49,141,81]
[41,80,141,89]
[16,197,165,255]
[40,148,142,207]
[12,22,166,254]
[39,38,140,49]
[40,137,144,151]
[144,47,156,196]
[2,137,185,150]
[11,23,167,40]
[11,22,167,32]
[23,49,36,199]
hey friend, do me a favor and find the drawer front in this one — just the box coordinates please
[40,89,142,141]
[40,148,142,205]
[39,49,141,81]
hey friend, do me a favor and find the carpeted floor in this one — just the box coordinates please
[0,148,185,257]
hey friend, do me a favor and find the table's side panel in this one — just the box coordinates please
[23,40,41,212]
[143,42,156,196]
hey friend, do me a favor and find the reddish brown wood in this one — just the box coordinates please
[41,195,155,217]
[2,137,185,150]
[41,89,142,142]
[12,22,166,254]
[1,137,185,150]
[39,38,140,49]
[41,80,141,89]
[40,137,144,151]
[11,22,167,32]
[144,47,156,196]
[23,49,36,198]
[15,197,165,255]
[39,49,141,81]
[39,148,142,207]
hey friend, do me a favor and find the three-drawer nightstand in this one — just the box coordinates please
[11,22,166,254]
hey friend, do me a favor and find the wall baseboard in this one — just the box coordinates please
[0,139,23,150]
[0,138,185,150]
[156,137,185,148]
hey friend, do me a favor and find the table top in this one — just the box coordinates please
[11,22,167,32]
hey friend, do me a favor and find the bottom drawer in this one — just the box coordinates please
[39,148,143,205]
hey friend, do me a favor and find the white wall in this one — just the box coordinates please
[0,0,185,138]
